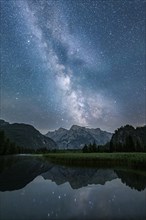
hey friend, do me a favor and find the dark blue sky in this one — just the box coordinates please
[1,0,145,133]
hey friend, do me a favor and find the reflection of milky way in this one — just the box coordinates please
[1,0,145,132]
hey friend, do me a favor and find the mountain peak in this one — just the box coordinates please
[58,127,67,131]
[46,125,112,149]
[70,125,84,130]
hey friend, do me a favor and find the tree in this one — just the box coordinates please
[82,144,88,153]
[0,130,24,155]
[110,141,113,152]
[0,130,5,154]
[92,140,97,152]
[125,135,135,152]
[136,138,143,152]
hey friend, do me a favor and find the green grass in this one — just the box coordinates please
[44,152,146,170]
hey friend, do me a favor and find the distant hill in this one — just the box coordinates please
[46,125,112,149]
[110,125,146,152]
[0,119,57,150]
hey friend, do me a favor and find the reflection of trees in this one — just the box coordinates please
[115,169,146,191]
[0,156,52,191]
[0,156,146,192]
[0,156,22,173]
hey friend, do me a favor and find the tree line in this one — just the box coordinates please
[82,141,110,153]
[82,136,146,153]
[110,134,146,152]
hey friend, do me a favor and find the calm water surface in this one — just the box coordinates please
[0,155,146,220]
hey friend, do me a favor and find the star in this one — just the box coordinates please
[27,39,30,44]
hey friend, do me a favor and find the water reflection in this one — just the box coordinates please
[0,156,146,220]
[0,156,52,191]
[0,156,146,192]
[115,169,146,192]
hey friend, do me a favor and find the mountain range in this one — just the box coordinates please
[46,125,112,149]
[1,119,145,152]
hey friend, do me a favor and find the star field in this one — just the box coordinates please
[0,0,145,133]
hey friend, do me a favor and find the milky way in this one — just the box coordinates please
[1,0,145,133]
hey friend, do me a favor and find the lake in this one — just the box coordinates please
[0,155,146,220]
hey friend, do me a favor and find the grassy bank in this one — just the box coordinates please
[44,152,146,170]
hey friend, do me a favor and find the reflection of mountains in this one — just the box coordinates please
[42,167,146,191]
[42,167,117,188]
[0,156,146,192]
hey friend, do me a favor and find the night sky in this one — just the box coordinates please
[1,0,146,133]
